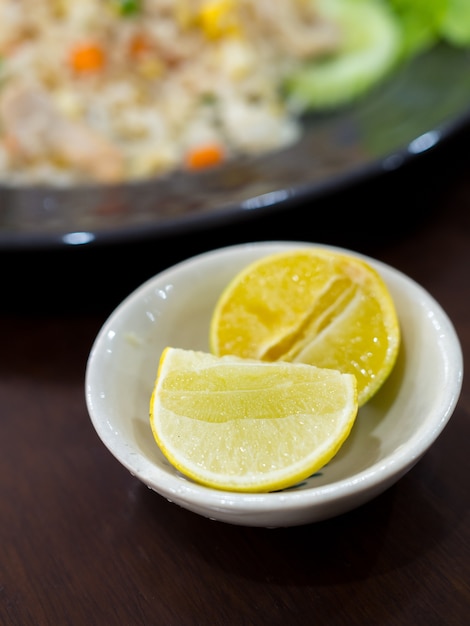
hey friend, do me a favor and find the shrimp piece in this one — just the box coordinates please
[240,0,341,59]
[52,123,125,184]
[0,81,124,183]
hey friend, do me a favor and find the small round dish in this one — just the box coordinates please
[85,242,463,527]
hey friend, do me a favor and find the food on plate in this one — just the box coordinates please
[149,347,358,493]
[0,0,340,185]
[210,248,400,406]
[0,0,468,186]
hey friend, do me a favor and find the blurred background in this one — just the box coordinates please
[1,0,470,316]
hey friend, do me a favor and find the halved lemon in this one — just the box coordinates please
[210,248,400,406]
[149,347,358,493]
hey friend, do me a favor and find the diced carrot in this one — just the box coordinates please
[69,42,106,73]
[185,142,226,170]
[3,133,22,158]
[128,32,153,58]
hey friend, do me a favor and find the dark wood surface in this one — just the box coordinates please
[1,129,469,625]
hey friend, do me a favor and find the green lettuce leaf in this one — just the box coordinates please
[441,0,470,46]
[386,0,447,58]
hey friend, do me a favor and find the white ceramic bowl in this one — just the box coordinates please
[85,242,463,527]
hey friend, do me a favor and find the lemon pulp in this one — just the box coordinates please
[210,248,400,406]
[150,347,358,493]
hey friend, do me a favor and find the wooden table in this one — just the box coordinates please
[1,129,469,625]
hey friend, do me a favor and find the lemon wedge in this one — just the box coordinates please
[210,248,400,406]
[150,347,358,493]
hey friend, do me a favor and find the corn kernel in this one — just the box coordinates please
[199,0,240,39]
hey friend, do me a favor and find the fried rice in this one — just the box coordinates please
[0,0,340,186]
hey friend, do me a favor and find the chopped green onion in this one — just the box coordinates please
[117,0,141,17]
[200,92,218,106]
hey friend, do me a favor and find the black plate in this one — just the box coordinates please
[0,43,469,250]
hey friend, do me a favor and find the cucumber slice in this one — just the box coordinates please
[284,0,402,110]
